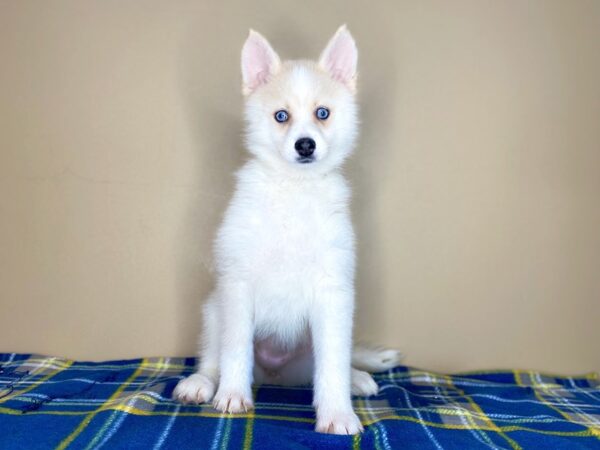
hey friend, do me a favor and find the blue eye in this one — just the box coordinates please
[274,110,289,123]
[316,107,330,120]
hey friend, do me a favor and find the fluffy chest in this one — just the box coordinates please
[256,189,333,266]
[214,166,355,343]
[217,172,353,279]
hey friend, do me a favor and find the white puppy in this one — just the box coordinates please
[174,26,401,435]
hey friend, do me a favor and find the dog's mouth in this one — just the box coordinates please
[296,156,315,164]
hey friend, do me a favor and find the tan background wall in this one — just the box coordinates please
[1,0,598,373]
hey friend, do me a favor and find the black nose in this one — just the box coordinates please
[295,137,316,157]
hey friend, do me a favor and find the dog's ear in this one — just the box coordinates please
[241,30,281,96]
[319,25,358,92]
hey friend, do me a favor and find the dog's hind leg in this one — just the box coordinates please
[351,343,402,373]
[351,368,379,396]
[348,344,401,397]
[173,293,219,404]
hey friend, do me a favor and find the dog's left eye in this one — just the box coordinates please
[315,107,330,120]
[274,110,289,123]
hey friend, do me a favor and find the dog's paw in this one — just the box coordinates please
[353,344,403,372]
[375,348,402,369]
[212,389,254,414]
[351,369,379,396]
[172,373,216,404]
[315,409,363,435]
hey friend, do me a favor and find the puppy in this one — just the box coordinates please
[173,26,400,435]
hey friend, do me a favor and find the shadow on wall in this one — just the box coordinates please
[174,21,245,355]
[350,25,401,344]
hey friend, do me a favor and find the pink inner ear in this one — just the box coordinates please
[252,70,269,89]
[242,35,277,92]
[321,30,357,86]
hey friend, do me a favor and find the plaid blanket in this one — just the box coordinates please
[1,354,598,449]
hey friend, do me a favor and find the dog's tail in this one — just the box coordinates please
[351,343,403,373]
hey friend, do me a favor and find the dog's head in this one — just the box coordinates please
[241,26,358,175]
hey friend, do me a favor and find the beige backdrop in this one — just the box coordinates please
[1,0,599,373]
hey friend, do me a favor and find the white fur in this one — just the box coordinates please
[173,26,401,435]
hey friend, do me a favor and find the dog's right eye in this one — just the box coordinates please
[274,110,289,123]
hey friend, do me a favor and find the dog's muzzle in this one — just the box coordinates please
[295,137,316,163]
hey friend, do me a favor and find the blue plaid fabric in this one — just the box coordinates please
[1,353,598,449]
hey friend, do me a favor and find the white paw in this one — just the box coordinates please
[315,409,363,435]
[351,369,379,396]
[353,344,403,372]
[376,348,402,368]
[212,389,254,414]
[173,373,216,404]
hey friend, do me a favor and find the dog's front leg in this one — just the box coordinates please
[212,281,254,413]
[311,285,363,434]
